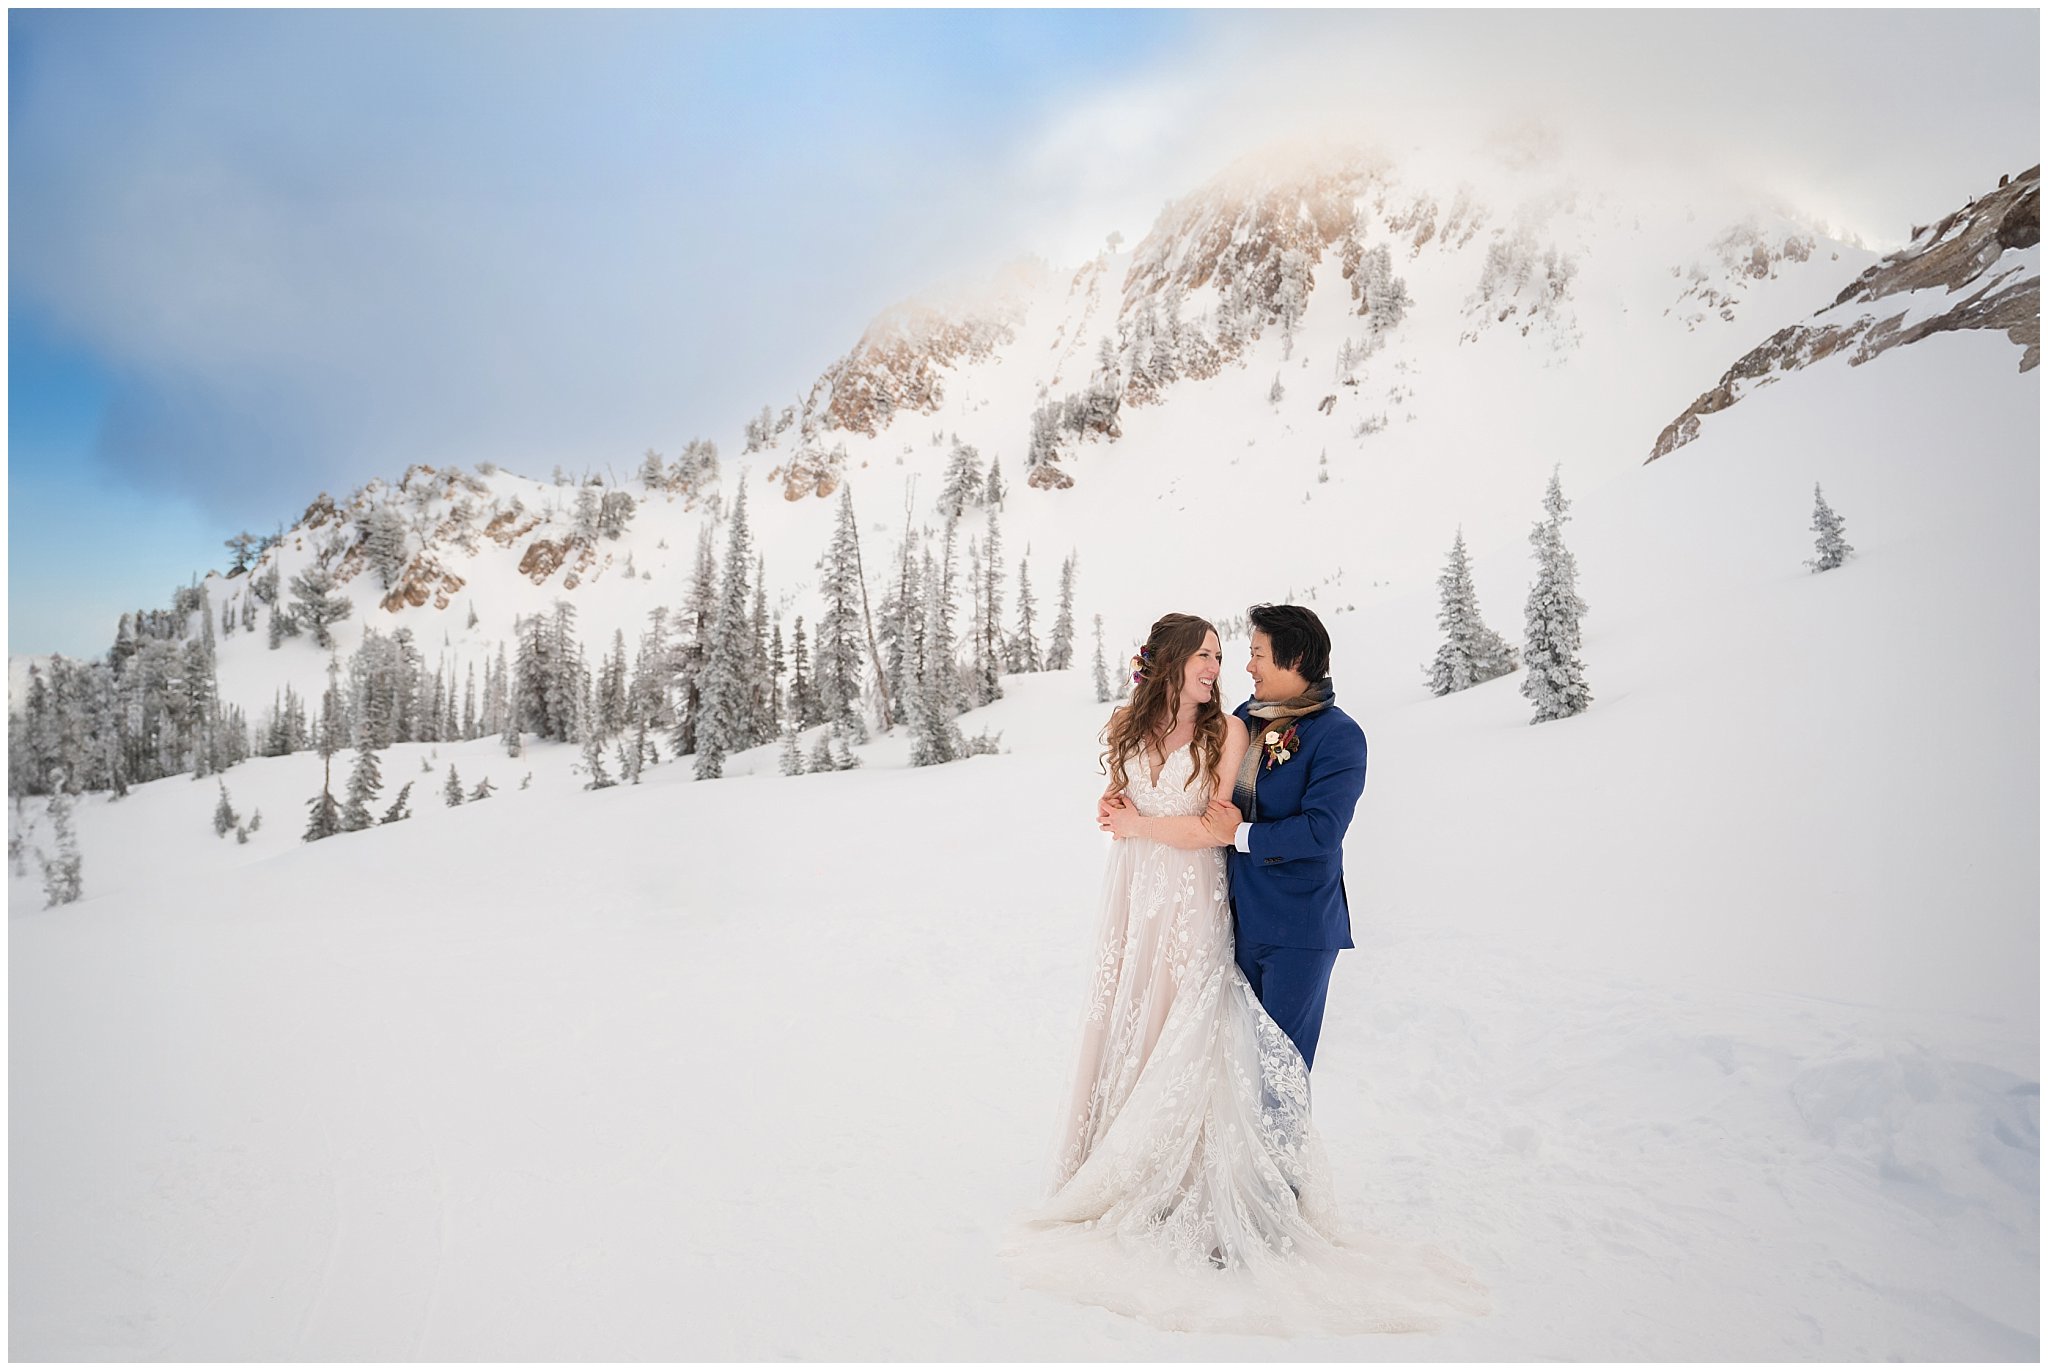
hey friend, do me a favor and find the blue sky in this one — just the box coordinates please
[9,8,2037,658]
[8,8,1200,656]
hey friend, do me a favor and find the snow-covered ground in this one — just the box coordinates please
[10,323,2036,1356]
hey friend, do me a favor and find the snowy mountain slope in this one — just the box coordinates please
[10,295,2036,1357]
[15,139,1900,754]
[1651,164,2040,460]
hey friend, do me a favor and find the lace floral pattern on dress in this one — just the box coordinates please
[1006,742,1489,1335]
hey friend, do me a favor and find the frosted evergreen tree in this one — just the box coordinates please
[364,505,410,590]
[340,742,384,832]
[1092,614,1111,702]
[809,726,836,773]
[598,630,630,738]
[303,667,345,841]
[574,483,602,544]
[788,616,817,729]
[983,456,1006,510]
[831,730,860,771]
[749,559,774,740]
[779,722,806,776]
[639,447,668,489]
[672,523,719,757]
[878,534,924,720]
[813,486,867,735]
[979,507,1005,704]
[938,442,983,520]
[37,788,83,907]
[1805,483,1854,572]
[1276,246,1311,354]
[289,564,352,649]
[695,481,756,780]
[1426,528,1518,695]
[224,531,259,576]
[381,781,414,824]
[1521,468,1593,723]
[469,775,495,801]
[1269,371,1286,404]
[912,532,967,767]
[1046,554,1077,671]
[443,764,464,807]
[1009,556,1042,672]
[212,781,240,838]
[542,601,583,744]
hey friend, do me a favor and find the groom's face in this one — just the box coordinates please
[1247,631,1309,702]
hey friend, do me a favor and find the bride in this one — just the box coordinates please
[1003,612,1487,1336]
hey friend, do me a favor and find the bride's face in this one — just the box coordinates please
[1181,631,1222,708]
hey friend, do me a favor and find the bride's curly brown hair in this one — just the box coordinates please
[1101,612,1228,796]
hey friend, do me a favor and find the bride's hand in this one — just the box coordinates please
[1097,790,1128,830]
[1203,798,1242,846]
[1103,799,1145,840]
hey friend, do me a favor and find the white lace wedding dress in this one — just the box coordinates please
[1003,741,1488,1336]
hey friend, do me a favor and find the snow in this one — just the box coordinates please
[9,296,2037,1354]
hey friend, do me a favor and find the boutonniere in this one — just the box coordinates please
[1261,723,1301,771]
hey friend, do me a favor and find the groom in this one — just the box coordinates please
[1202,604,1366,1071]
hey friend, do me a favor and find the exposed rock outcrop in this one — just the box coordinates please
[1650,167,2039,462]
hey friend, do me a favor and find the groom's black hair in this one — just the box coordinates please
[1247,603,1331,682]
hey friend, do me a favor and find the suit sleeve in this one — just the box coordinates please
[1246,720,1367,864]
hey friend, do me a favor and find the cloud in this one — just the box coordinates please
[988,9,2040,263]
[10,8,2036,540]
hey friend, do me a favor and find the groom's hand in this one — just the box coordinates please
[1203,799,1243,846]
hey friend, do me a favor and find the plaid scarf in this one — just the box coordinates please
[1230,677,1334,821]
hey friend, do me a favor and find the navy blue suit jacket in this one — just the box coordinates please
[1226,697,1367,951]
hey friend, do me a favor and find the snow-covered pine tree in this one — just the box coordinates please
[1425,528,1518,695]
[979,507,1005,704]
[813,485,867,736]
[627,717,649,783]
[912,528,967,766]
[695,482,756,780]
[749,557,774,741]
[212,781,239,838]
[542,602,582,743]
[469,775,495,801]
[1046,554,1077,670]
[37,787,83,907]
[381,781,414,824]
[1092,613,1111,702]
[364,504,410,591]
[303,666,345,841]
[938,442,983,520]
[1269,371,1286,404]
[1276,246,1310,355]
[1805,483,1854,572]
[340,741,383,832]
[1520,468,1592,723]
[879,531,924,721]
[289,564,352,649]
[638,447,668,490]
[788,616,817,729]
[1009,556,1042,672]
[809,726,836,773]
[672,523,719,757]
[599,630,630,738]
[831,730,860,771]
[443,764,464,806]
[779,722,805,776]
[984,456,1006,510]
